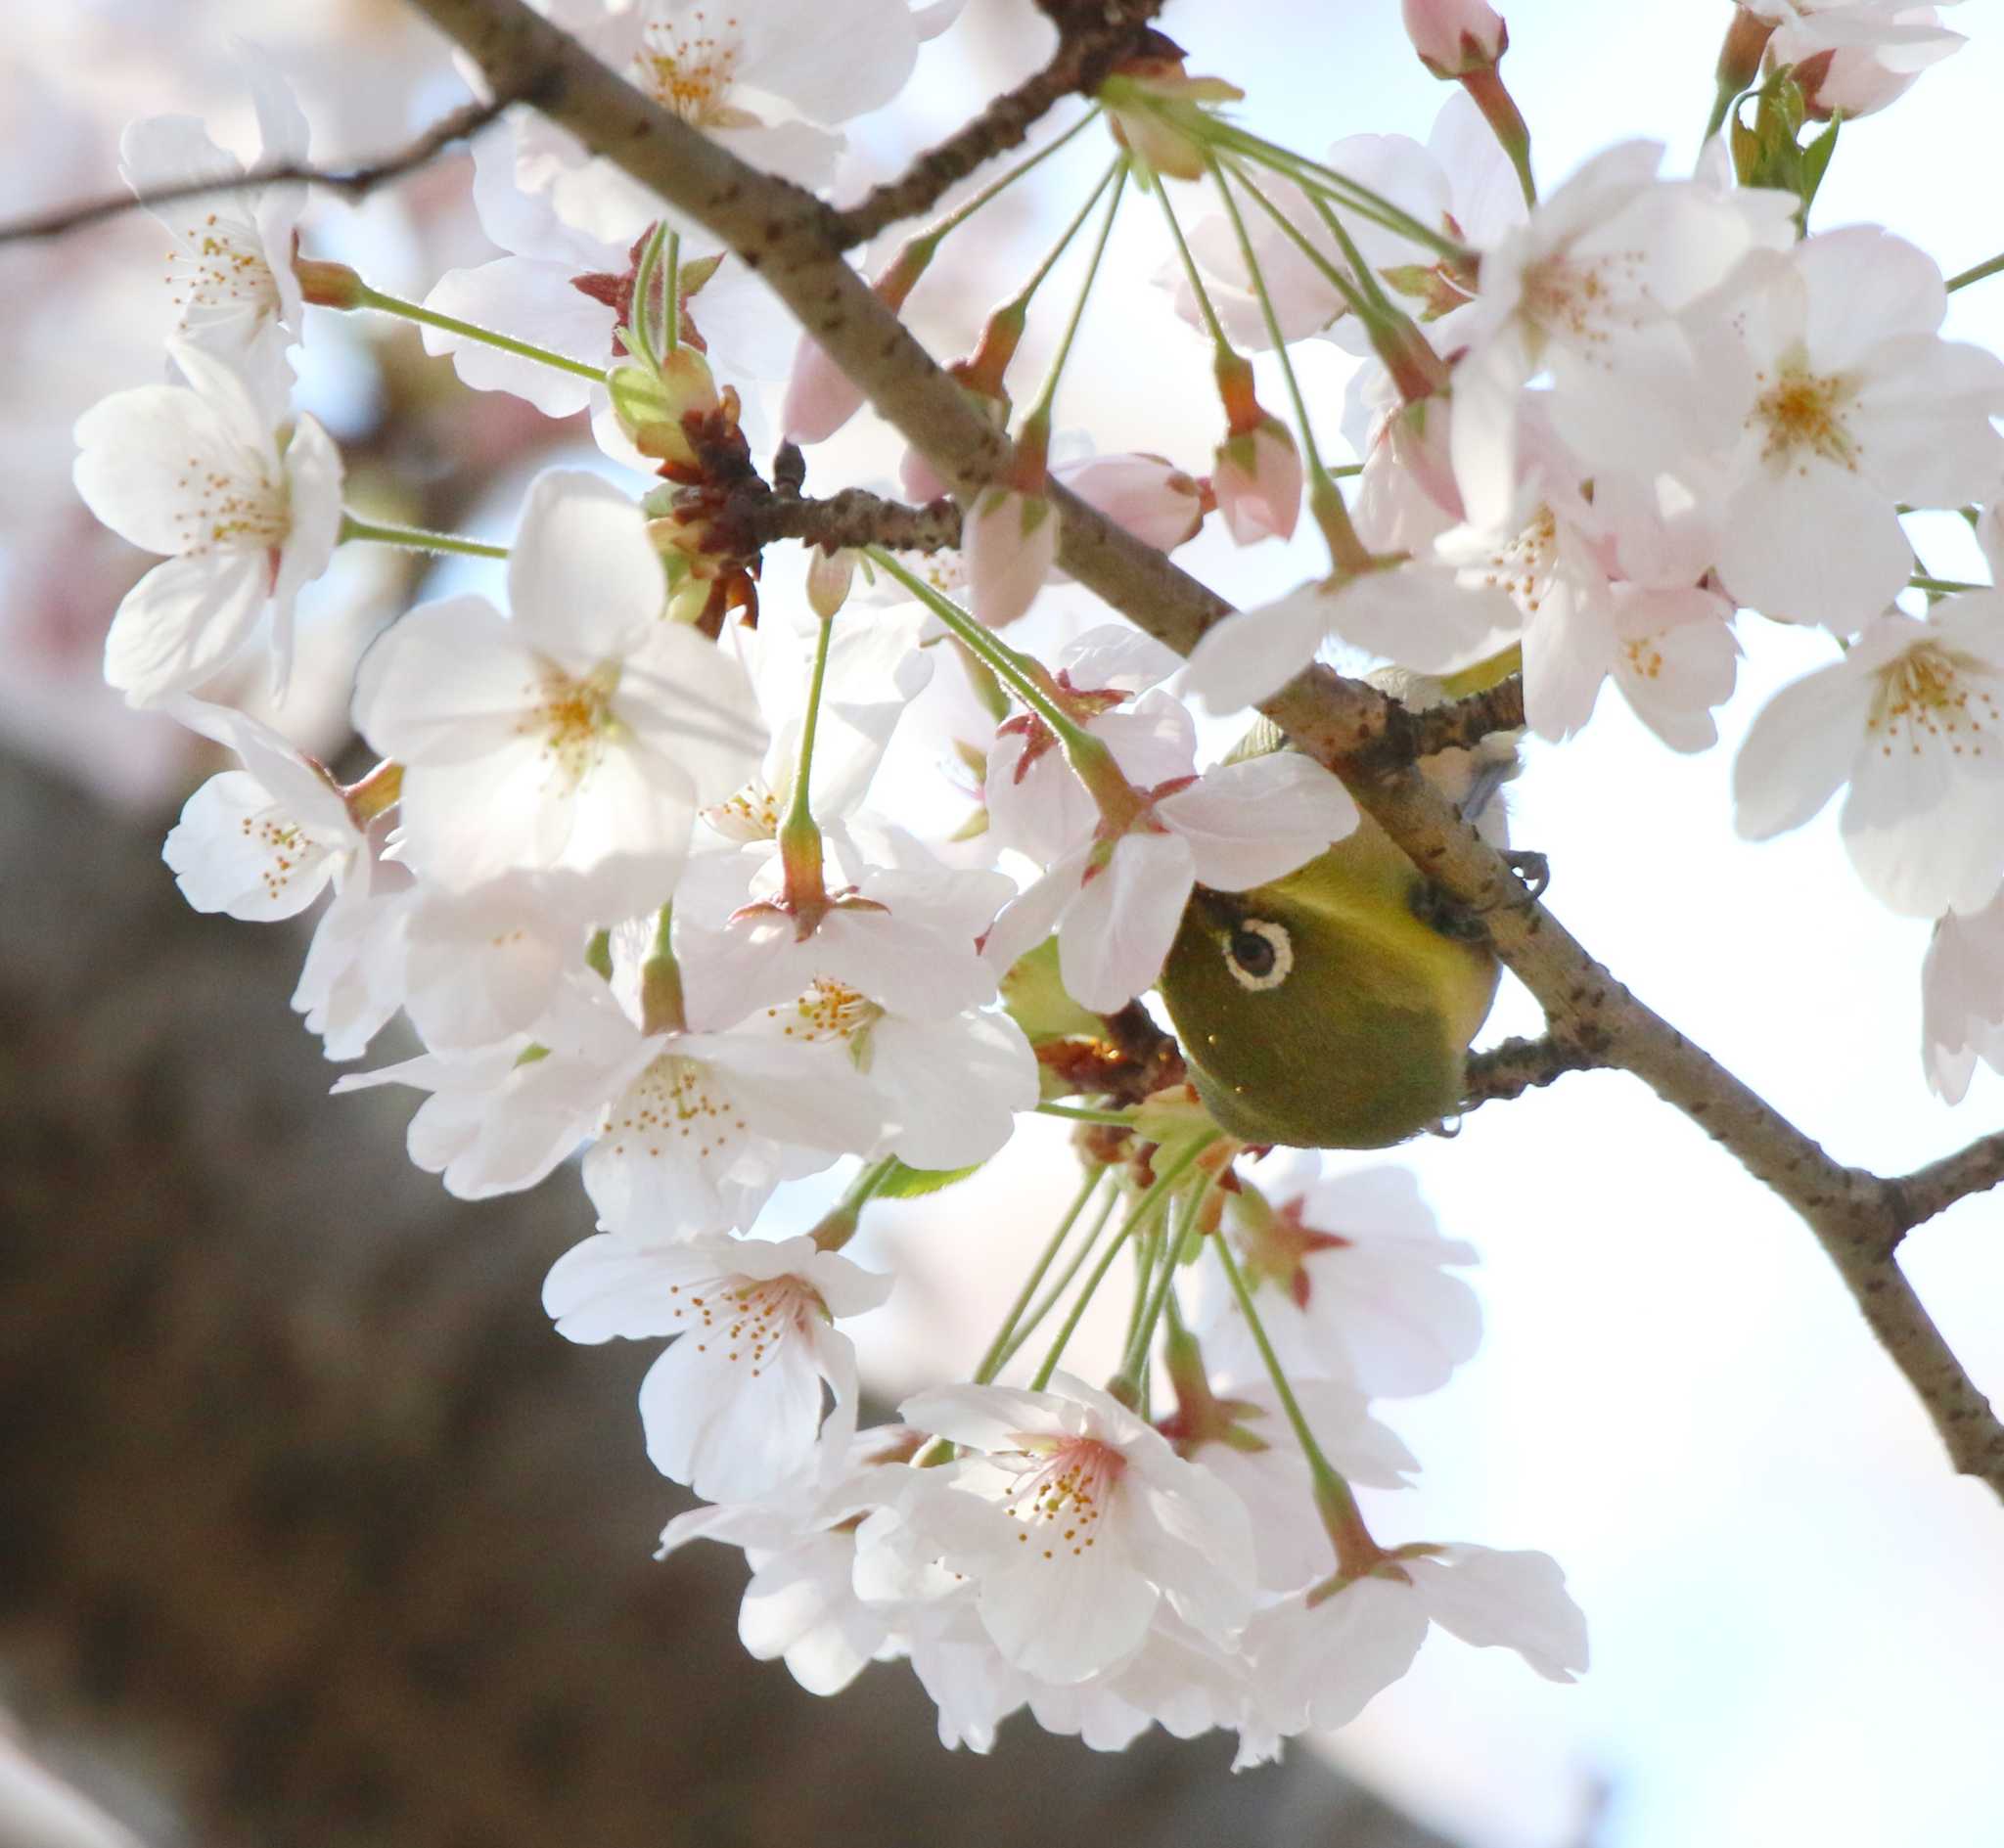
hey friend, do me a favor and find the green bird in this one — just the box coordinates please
[1158,665,1521,1150]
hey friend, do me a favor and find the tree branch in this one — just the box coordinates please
[720,482,961,556]
[1887,1130,2004,1240]
[827,0,1165,249]
[408,0,2004,1498]
[1405,675,1527,763]
[0,94,520,248]
[1461,1033,1607,1113]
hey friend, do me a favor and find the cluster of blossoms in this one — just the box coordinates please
[68,0,1997,1761]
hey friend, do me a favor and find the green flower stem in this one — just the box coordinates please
[810,1155,902,1253]
[994,1181,1122,1375]
[777,608,838,902]
[1211,1225,1381,1577]
[919,106,1104,252]
[1458,67,1536,207]
[1947,252,2004,293]
[1005,157,1122,327]
[1020,159,1128,433]
[1222,157,1373,321]
[351,282,606,383]
[1120,1223,1163,1388]
[1202,120,1471,264]
[338,514,509,560]
[1911,574,1987,596]
[1034,1102,1136,1127]
[1153,177,1232,357]
[974,1162,1107,1385]
[1207,158,1374,572]
[1298,188,1452,401]
[1115,1157,1220,1390]
[1206,163,1331,485]
[864,549,1138,825]
[1030,1135,1216,1391]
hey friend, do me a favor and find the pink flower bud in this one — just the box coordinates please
[805,546,855,619]
[781,334,866,445]
[1401,0,1507,77]
[1054,453,1207,554]
[1211,421,1301,546]
[782,242,934,444]
[965,488,1058,628]
[901,442,950,505]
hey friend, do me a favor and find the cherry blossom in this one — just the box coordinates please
[1707,228,2004,633]
[1244,1544,1587,1736]
[1921,884,2004,1103]
[422,121,791,418]
[545,1229,893,1502]
[351,468,764,917]
[160,699,361,922]
[1759,1,1968,114]
[896,1373,1260,1687]
[1162,1376,1418,1592]
[1192,1159,1483,1398]
[119,58,309,405]
[1181,562,1519,715]
[982,730,1361,1013]
[656,1435,924,1693]
[514,0,948,248]
[73,338,342,706]
[1733,601,2004,918]
[1447,141,1794,532]
[983,625,1187,867]
[291,826,415,1061]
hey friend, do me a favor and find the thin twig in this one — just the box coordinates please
[725,483,962,556]
[1887,1131,2004,1240]
[828,0,1165,249]
[1407,676,1527,761]
[0,93,520,248]
[1461,1033,1607,1113]
[411,0,2004,1500]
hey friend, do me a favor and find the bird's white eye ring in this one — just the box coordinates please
[1224,919,1293,992]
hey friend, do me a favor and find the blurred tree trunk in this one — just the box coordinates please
[0,747,1451,1848]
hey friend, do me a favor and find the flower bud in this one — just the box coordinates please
[294,256,367,310]
[1401,0,1508,77]
[806,546,856,619]
[609,346,719,470]
[1054,453,1207,554]
[965,487,1057,628]
[782,240,934,443]
[1212,420,1301,546]
[1099,34,1245,183]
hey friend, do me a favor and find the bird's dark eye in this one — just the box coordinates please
[1230,929,1275,975]
[1224,919,1293,992]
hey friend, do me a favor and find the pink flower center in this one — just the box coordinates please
[675,1274,824,1376]
[1001,1436,1125,1562]
[637,11,760,129]
[1753,360,1858,469]
[1867,642,2001,759]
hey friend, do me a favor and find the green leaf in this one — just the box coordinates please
[1800,113,1842,216]
[1000,935,1104,1043]
[874,1158,986,1200]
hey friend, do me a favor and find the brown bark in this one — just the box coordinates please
[0,744,1450,1846]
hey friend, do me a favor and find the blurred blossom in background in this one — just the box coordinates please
[4,3,2002,1846]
